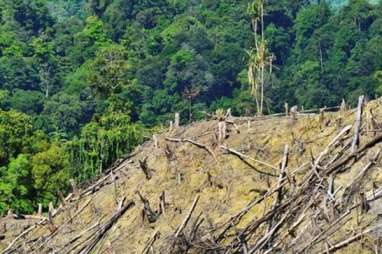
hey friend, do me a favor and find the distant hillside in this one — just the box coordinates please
[2,97,382,253]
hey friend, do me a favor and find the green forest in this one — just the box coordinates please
[0,0,381,214]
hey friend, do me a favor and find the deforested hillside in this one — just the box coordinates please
[2,0,382,224]
[2,96,382,253]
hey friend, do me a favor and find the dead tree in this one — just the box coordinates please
[218,121,227,144]
[351,95,364,153]
[366,107,377,136]
[153,134,158,148]
[139,157,153,180]
[319,107,326,125]
[70,179,79,197]
[47,208,57,233]
[284,102,289,116]
[78,199,135,254]
[169,121,173,132]
[290,105,298,121]
[340,99,347,112]
[165,144,175,161]
[38,204,42,216]
[175,113,180,128]
[136,191,159,224]
[225,108,232,118]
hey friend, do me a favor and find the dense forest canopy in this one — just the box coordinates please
[0,0,381,214]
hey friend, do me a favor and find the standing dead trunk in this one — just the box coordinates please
[136,191,158,223]
[218,121,226,144]
[153,134,158,149]
[169,121,173,132]
[70,179,79,197]
[48,202,54,214]
[37,204,42,216]
[139,157,153,180]
[351,95,364,153]
[175,113,180,128]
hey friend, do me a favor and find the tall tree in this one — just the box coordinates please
[87,44,129,97]
[247,0,270,115]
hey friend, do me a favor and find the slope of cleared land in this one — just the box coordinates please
[2,98,382,253]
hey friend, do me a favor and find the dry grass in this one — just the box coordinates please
[2,99,382,253]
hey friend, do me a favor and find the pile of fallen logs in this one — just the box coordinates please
[0,154,141,254]
[165,96,382,253]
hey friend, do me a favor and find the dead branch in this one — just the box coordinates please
[78,199,135,254]
[220,145,278,176]
[267,145,289,233]
[159,191,166,215]
[342,148,382,206]
[249,213,288,253]
[175,195,200,238]
[73,160,132,201]
[141,230,160,254]
[165,137,217,160]
[326,133,382,174]
[300,188,382,252]
[318,223,382,254]
[1,225,37,254]
[33,198,93,252]
[226,120,240,134]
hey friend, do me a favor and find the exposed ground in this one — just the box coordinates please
[2,98,382,253]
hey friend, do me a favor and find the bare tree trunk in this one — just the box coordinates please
[37,204,42,216]
[175,113,180,128]
[169,121,173,132]
[260,62,264,116]
[153,134,158,149]
[351,95,364,153]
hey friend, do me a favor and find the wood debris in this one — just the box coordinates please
[2,96,382,253]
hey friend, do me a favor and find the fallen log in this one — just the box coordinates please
[342,148,382,206]
[78,199,135,254]
[220,145,278,176]
[32,198,93,252]
[326,133,382,174]
[249,213,288,253]
[166,137,217,160]
[141,230,160,254]
[175,195,200,238]
[318,223,382,254]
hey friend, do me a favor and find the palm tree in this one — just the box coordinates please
[246,48,260,112]
[247,0,268,116]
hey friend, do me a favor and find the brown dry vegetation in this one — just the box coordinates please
[2,98,382,253]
